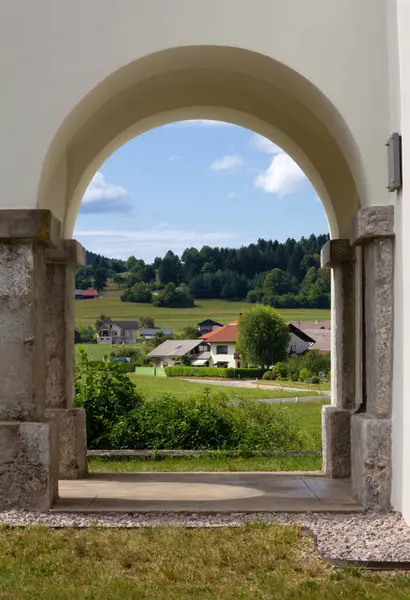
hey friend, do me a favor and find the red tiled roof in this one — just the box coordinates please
[201,320,238,343]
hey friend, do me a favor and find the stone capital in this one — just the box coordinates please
[0,209,61,246]
[350,206,394,246]
[45,239,86,267]
[321,239,354,269]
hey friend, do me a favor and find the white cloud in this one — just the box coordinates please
[255,153,306,197]
[174,119,234,127]
[83,171,128,203]
[210,154,244,171]
[168,155,181,162]
[250,133,282,155]
[73,227,252,261]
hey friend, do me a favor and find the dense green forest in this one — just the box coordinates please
[76,234,331,309]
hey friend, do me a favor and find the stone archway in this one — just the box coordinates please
[0,46,394,511]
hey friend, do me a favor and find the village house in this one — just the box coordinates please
[147,318,318,369]
[97,319,139,345]
[74,288,99,300]
[147,339,211,368]
[139,328,173,342]
[198,319,223,335]
[289,320,331,354]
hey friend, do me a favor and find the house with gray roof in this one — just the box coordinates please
[147,339,211,368]
[97,319,139,345]
[139,328,173,342]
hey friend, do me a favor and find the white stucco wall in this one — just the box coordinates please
[288,333,311,356]
[391,0,410,520]
[0,0,391,237]
[208,343,237,368]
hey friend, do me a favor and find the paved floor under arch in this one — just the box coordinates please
[55,472,362,513]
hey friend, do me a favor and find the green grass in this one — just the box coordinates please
[75,344,123,361]
[1,525,409,599]
[254,380,331,392]
[89,454,322,472]
[75,290,330,333]
[128,374,319,401]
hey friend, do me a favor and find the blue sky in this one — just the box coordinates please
[74,120,328,261]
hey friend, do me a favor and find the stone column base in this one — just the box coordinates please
[45,408,88,479]
[351,413,392,511]
[0,421,58,510]
[322,405,351,478]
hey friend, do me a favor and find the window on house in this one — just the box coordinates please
[216,345,228,354]
[121,330,125,336]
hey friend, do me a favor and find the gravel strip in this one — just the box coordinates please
[1,510,410,562]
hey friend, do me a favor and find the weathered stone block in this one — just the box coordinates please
[331,260,356,410]
[322,405,351,478]
[321,239,354,268]
[45,239,86,267]
[351,413,391,511]
[350,205,394,246]
[364,238,394,419]
[45,408,88,479]
[0,209,61,246]
[45,260,76,409]
[0,243,47,420]
[0,421,58,510]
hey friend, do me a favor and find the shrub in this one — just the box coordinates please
[299,368,311,382]
[109,391,304,452]
[311,375,321,384]
[110,345,150,367]
[272,362,288,379]
[262,370,277,381]
[153,282,194,308]
[120,283,152,303]
[76,325,97,343]
[75,351,305,453]
[75,348,141,448]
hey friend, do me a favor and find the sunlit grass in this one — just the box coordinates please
[0,525,408,599]
[89,454,322,473]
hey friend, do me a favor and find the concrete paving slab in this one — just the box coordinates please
[54,472,363,514]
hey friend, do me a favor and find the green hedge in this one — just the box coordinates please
[164,366,265,379]
[88,360,134,373]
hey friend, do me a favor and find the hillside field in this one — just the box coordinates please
[75,289,330,333]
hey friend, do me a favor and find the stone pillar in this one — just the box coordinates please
[0,210,60,510]
[45,240,88,479]
[321,239,356,478]
[350,205,394,510]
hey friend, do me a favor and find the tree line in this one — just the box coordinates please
[75,234,331,308]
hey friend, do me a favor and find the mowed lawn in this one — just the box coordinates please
[75,290,330,333]
[1,525,409,600]
[128,374,320,400]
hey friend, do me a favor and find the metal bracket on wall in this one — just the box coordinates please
[386,132,402,192]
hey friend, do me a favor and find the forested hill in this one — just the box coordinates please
[77,234,331,309]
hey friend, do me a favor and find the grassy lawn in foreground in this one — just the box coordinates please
[0,525,409,600]
[89,454,322,472]
[75,291,330,333]
[128,374,319,401]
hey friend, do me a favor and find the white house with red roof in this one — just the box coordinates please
[201,321,240,368]
[201,319,317,368]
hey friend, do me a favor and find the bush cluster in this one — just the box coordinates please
[263,350,330,383]
[164,366,265,379]
[75,351,304,452]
